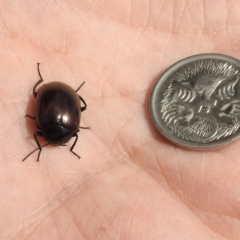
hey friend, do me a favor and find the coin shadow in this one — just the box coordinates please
[143,71,177,147]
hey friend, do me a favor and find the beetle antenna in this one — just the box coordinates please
[75,81,85,92]
[33,63,44,98]
[22,143,49,162]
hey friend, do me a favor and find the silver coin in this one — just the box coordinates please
[150,53,240,150]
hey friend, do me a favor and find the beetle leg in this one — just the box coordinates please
[79,126,91,130]
[33,63,44,98]
[79,95,87,112]
[70,133,80,159]
[22,132,47,162]
[25,114,35,120]
[75,81,85,92]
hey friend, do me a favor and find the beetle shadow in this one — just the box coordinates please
[24,94,47,147]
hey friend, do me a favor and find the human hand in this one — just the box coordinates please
[1,1,239,239]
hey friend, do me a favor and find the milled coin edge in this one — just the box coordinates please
[150,53,240,150]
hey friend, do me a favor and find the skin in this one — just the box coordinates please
[0,0,239,239]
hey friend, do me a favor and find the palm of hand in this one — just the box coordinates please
[1,1,239,239]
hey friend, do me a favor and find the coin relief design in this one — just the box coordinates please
[150,54,240,149]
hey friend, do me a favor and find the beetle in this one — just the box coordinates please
[23,63,89,161]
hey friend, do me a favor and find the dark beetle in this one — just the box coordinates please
[23,63,89,161]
